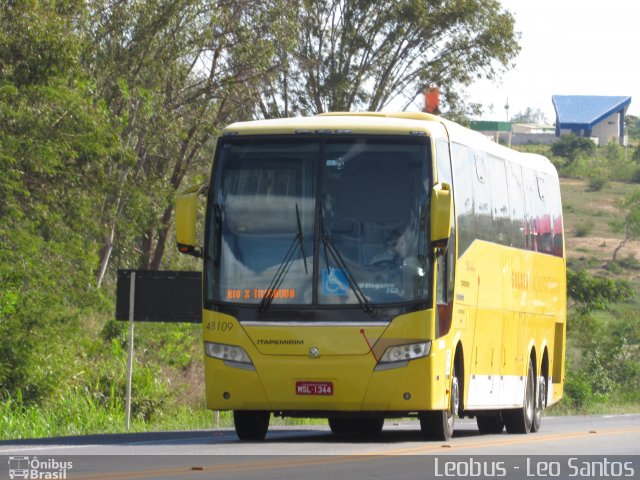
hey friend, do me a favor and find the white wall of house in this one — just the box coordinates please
[591,111,622,145]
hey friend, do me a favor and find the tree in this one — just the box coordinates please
[86,0,293,281]
[610,190,640,261]
[567,269,633,315]
[551,134,596,165]
[256,0,520,117]
[0,0,121,401]
[565,271,638,405]
[626,115,640,141]
[510,107,548,124]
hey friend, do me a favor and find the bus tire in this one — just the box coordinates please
[531,375,545,432]
[420,372,458,441]
[233,410,270,441]
[504,358,535,434]
[476,413,505,434]
[328,417,384,436]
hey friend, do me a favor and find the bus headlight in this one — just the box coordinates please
[375,341,431,371]
[205,342,255,371]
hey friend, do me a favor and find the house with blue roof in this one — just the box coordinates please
[552,95,631,146]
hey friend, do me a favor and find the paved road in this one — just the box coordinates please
[1,415,638,479]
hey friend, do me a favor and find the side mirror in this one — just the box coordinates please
[176,185,206,257]
[430,182,452,249]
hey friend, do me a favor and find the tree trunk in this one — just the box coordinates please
[139,228,154,270]
[612,237,628,262]
[149,205,174,271]
[96,223,116,288]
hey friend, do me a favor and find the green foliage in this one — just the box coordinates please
[617,254,640,270]
[573,220,594,237]
[626,115,640,141]
[0,388,218,440]
[0,0,83,86]
[566,256,599,272]
[259,0,520,116]
[0,1,123,403]
[510,107,548,124]
[564,369,594,409]
[564,267,640,411]
[587,171,608,191]
[603,141,623,162]
[567,269,634,314]
[610,189,640,260]
[564,307,640,410]
[551,134,596,165]
[86,0,293,277]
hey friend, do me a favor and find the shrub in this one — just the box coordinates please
[618,254,640,270]
[551,134,596,165]
[564,371,593,409]
[606,261,623,274]
[631,167,640,183]
[587,176,607,191]
[604,142,623,162]
[574,220,594,237]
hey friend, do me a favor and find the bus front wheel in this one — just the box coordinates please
[420,373,458,441]
[233,410,270,441]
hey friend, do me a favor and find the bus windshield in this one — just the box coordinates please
[205,136,431,309]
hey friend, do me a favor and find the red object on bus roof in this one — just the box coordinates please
[424,87,440,114]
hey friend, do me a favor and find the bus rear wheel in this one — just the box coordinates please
[504,358,535,434]
[328,417,384,436]
[531,375,545,432]
[233,411,270,441]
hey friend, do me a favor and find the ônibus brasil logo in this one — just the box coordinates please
[8,456,73,479]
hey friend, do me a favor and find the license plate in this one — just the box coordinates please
[296,381,333,396]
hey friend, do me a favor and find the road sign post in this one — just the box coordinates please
[115,269,202,432]
[125,271,135,431]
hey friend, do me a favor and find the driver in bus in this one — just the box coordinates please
[370,228,410,266]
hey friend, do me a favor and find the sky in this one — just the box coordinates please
[459,0,640,123]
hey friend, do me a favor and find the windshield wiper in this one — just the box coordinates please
[258,203,308,313]
[320,206,374,315]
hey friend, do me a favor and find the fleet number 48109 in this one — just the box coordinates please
[206,321,234,332]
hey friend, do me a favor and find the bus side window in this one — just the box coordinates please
[487,155,510,247]
[536,175,553,254]
[472,150,493,242]
[507,162,527,248]
[452,143,475,257]
[548,177,565,257]
[522,167,539,252]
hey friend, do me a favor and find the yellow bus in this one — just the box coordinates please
[176,112,566,441]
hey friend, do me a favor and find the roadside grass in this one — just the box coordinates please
[547,397,640,417]
[0,396,328,440]
[0,394,221,440]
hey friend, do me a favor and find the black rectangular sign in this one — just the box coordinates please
[116,270,202,323]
